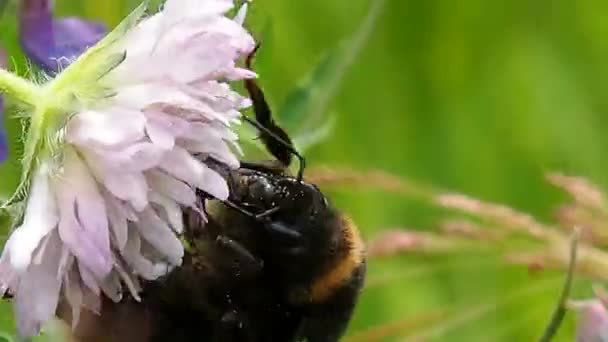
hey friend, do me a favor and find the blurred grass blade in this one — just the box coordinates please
[292,113,335,153]
[401,276,558,341]
[537,230,579,342]
[278,0,386,145]
[344,310,447,342]
[305,166,439,201]
[278,49,336,132]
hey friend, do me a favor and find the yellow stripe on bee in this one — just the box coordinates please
[309,215,365,303]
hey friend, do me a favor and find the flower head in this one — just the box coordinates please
[569,300,608,342]
[19,0,106,72]
[0,0,254,337]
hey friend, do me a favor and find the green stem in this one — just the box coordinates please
[0,69,40,107]
[537,230,579,342]
[1,106,48,208]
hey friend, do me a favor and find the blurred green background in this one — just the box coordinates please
[3,0,608,340]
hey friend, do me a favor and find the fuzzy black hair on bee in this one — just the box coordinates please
[61,46,366,342]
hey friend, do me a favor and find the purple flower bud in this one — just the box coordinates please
[0,48,8,163]
[19,0,106,73]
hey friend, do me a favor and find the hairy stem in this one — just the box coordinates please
[0,69,40,107]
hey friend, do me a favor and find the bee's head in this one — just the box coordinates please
[223,168,341,276]
[228,168,333,231]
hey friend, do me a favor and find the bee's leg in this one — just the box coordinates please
[243,45,306,181]
[215,235,264,275]
[261,221,308,258]
[221,200,303,245]
[216,236,259,265]
[222,199,279,221]
[264,221,302,242]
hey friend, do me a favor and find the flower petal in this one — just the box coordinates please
[113,257,141,301]
[7,163,58,270]
[146,170,197,207]
[160,146,229,200]
[122,226,170,280]
[83,152,149,211]
[83,142,166,172]
[136,208,183,265]
[179,137,239,169]
[13,231,63,339]
[78,261,100,296]
[233,2,249,26]
[55,148,112,278]
[150,192,184,234]
[99,270,123,303]
[104,195,129,251]
[66,108,146,148]
[146,116,176,150]
[63,267,83,329]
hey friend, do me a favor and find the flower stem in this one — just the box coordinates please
[537,229,579,342]
[0,69,40,107]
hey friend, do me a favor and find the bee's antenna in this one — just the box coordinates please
[243,44,306,181]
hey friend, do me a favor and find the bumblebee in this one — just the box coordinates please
[64,48,366,342]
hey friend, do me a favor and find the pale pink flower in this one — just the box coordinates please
[570,300,608,342]
[0,0,254,337]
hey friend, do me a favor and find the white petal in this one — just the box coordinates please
[146,170,197,207]
[63,268,83,329]
[13,231,63,339]
[56,246,72,280]
[146,116,176,149]
[186,80,252,112]
[8,163,58,270]
[104,195,129,251]
[113,258,141,301]
[160,146,229,200]
[0,251,18,296]
[32,232,52,265]
[84,142,166,172]
[82,149,150,210]
[179,137,239,169]
[136,208,183,265]
[114,84,195,111]
[100,271,123,303]
[78,262,100,296]
[183,121,237,143]
[234,2,248,25]
[103,171,149,211]
[122,226,171,280]
[55,148,112,278]
[115,84,231,124]
[145,109,191,137]
[66,108,146,148]
[221,66,257,81]
[150,192,184,233]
